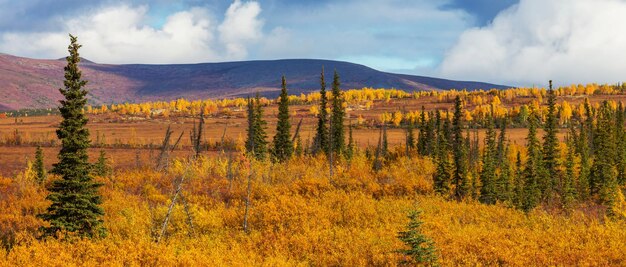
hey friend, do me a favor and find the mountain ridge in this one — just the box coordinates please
[0,53,509,110]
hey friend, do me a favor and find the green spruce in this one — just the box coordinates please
[522,109,543,212]
[93,149,112,177]
[479,117,498,205]
[452,96,470,200]
[330,70,345,156]
[542,80,560,200]
[397,208,438,266]
[38,35,106,238]
[34,146,46,184]
[313,67,330,154]
[272,75,293,162]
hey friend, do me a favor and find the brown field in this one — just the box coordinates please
[1,93,619,176]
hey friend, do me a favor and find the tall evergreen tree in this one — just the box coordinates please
[346,122,355,159]
[245,94,269,160]
[452,96,470,200]
[397,208,438,266]
[514,151,525,209]
[479,117,498,205]
[313,67,329,154]
[330,70,345,155]
[542,80,560,200]
[433,126,452,196]
[34,146,46,184]
[272,76,293,162]
[615,102,626,185]
[38,35,106,238]
[425,112,437,157]
[522,109,543,212]
[417,106,427,156]
[591,101,618,214]
[563,134,577,210]
[577,119,591,200]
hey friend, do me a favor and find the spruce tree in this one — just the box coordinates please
[245,97,256,155]
[591,102,618,214]
[615,102,626,185]
[313,67,329,154]
[433,127,452,196]
[245,94,269,160]
[347,122,355,159]
[522,109,543,212]
[563,135,577,210]
[452,96,469,200]
[479,117,497,205]
[514,151,525,209]
[34,146,46,184]
[397,208,438,266]
[330,70,345,155]
[542,80,560,200]
[39,35,106,238]
[93,150,111,177]
[272,75,293,162]
[577,120,591,200]
[417,106,427,156]
[425,112,437,157]
[406,119,415,152]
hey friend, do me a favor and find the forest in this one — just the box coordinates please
[2,36,626,266]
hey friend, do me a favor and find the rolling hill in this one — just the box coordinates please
[0,53,509,110]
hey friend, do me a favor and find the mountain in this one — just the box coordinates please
[0,53,509,110]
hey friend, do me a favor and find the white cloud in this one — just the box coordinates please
[439,0,626,86]
[218,0,263,59]
[0,1,264,64]
[255,0,473,73]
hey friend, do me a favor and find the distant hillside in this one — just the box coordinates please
[0,54,509,110]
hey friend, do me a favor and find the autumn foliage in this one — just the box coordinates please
[0,151,626,265]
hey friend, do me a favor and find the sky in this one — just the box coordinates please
[0,0,624,87]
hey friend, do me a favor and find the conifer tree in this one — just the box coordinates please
[406,119,415,152]
[245,94,268,160]
[522,109,543,212]
[245,97,256,155]
[39,35,106,238]
[272,76,293,162]
[295,136,304,157]
[425,112,437,157]
[514,151,525,209]
[452,96,470,200]
[313,67,329,154]
[563,135,577,209]
[417,106,427,156]
[495,119,512,202]
[93,149,111,177]
[346,122,355,159]
[433,127,452,196]
[330,70,345,155]
[34,146,46,184]
[577,120,591,200]
[397,208,438,266]
[615,102,626,185]
[542,80,560,199]
[479,117,497,205]
[591,102,618,213]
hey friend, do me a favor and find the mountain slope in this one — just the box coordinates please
[0,54,509,110]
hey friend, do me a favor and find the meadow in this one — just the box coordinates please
[2,85,626,266]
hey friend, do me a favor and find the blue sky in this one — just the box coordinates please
[1,0,625,86]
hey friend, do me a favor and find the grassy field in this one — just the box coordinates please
[0,93,590,176]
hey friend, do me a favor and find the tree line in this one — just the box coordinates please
[418,81,626,215]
